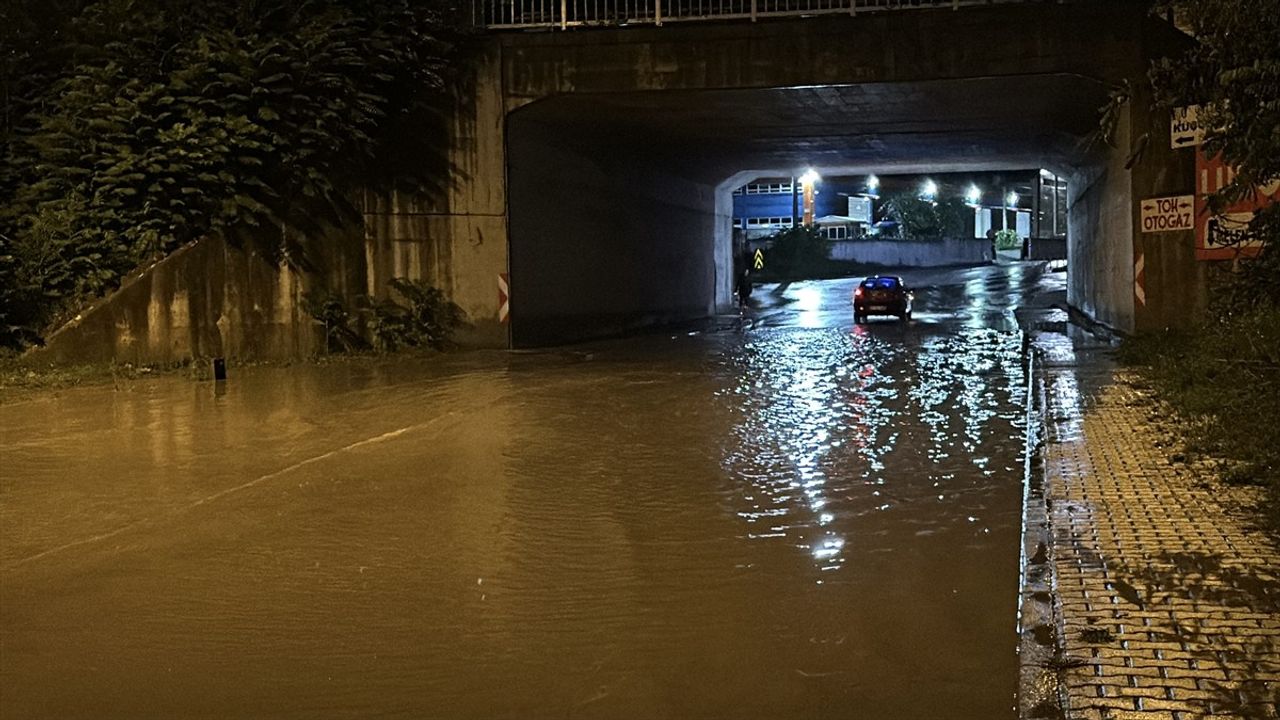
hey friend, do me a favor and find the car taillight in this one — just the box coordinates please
[854,287,864,298]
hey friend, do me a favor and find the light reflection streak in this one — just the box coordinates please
[721,330,896,573]
[794,286,824,329]
[721,309,1027,576]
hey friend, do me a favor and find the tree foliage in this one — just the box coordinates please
[761,225,831,280]
[881,194,970,239]
[0,0,466,350]
[1130,2,1280,520]
[1150,0,1280,308]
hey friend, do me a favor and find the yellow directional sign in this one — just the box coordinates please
[753,248,764,271]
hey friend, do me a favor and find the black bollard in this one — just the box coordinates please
[212,357,227,382]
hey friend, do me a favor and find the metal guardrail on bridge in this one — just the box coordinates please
[475,0,1026,30]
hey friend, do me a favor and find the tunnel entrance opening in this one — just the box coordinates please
[506,74,1110,347]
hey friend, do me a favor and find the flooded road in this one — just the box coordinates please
[1,264,1053,719]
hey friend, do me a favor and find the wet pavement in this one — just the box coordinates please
[1026,324,1280,720]
[1,263,1058,719]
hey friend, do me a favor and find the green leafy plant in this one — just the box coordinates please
[762,225,831,280]
[994,228,1022,250]
[304,278,465,355]
[363,297,418,353]
[302,289,365,354]
[0,0,465,350]
[382,277,467,351]
[1149,0,1279,306]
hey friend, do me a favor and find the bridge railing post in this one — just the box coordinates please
[656,0,663,26]
[751,0,757,21]
[560,0,567,29]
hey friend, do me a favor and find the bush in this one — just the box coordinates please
[994,229,1022,250]
[762,225,831,280]
[302,289,366,354]
[304,278,465,354]
[368,278,466,351]
[1119,306,1280,529]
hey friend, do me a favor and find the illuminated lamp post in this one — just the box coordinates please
[799,169,820,226]
[1005,190,1019,231]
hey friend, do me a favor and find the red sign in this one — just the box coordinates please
[1195,148,1279,260]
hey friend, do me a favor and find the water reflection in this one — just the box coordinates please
[2,268,1037,719]
[721,322,1024,576]
[794,286,825,329]
[723,330,889,573]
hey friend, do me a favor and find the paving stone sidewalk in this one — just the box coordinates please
[1039,353,1280,720]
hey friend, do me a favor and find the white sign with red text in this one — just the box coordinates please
[1140,195,1194,234]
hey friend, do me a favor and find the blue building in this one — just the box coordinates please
[733,176,878,239]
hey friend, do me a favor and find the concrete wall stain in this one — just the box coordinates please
[32,238,322,366]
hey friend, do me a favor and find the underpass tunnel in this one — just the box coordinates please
[507,111,727,348]
[506,73,1114,347]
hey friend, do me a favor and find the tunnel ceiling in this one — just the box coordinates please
[512,73,1111,182]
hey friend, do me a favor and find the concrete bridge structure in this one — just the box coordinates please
[420,0,1199,346]
[37,0,1206,362]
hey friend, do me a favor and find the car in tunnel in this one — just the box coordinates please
[853,275,913,323]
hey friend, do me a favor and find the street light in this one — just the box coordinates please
[999,190,1020,231]
[866,174,880,193]
[921,179,938,201]
[799,169,821,225]
[965,185,982,205]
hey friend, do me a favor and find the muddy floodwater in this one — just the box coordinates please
[1,266,1047,719]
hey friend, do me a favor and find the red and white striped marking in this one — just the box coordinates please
[498,273,510,324]
[1134,253,1146,307]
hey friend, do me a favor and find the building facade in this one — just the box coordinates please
[732,170,1069,241]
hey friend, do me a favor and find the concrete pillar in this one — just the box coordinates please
[1067,105,1135,333]
[1126,69,1205,333]
[361,44,510,348]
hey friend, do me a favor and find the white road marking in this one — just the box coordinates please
[6,413,458,569]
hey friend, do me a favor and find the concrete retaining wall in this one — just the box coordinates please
[28,47,512,367]
[33,238,320,366]
[828,238,992,266]
[1027,238,1067,261]
[1125,57,1209,333]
